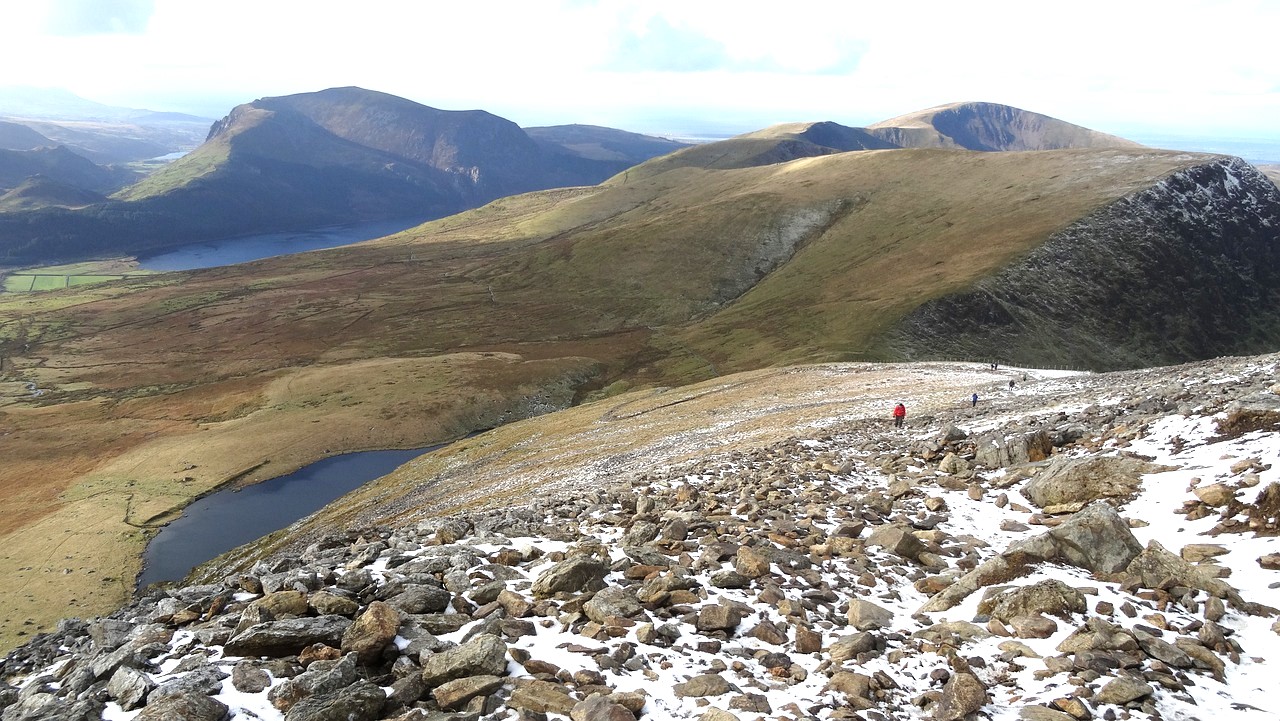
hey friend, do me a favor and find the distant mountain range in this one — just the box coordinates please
[0,86,208,123]
[0,87,692,264]
[0,92,1169,267]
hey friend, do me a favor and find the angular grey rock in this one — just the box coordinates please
[135,691,229,721]
[932,672,988,721]
[571,693,639,721]
[106,666,153,711]
[977,579,1086,622]
[282,678,385,721]
[341,600,400,665]
[1022,455,1165,508]
[583,586,643,623]
[1094,676,1154,705]
[225,615,352,658]
[1040,502,1144,573]
[150,664,230,702]
[696,604,743,632]
[829,632,877,662]
[531,557,609,598]
[673,673,733,698]
[231,662,271,694]
[847,598,895,631]
[866,525,925,562]
[623,521,661,546]
[386,584,451,614]
[432,674,504,711]
[420,634,508,687]
[1132,629,1193,668]
[268,653,359,713]
[975,430,1052,468]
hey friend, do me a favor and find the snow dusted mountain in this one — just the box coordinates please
[2,353,1278,720]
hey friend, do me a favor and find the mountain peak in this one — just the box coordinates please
[868,101,1142,151]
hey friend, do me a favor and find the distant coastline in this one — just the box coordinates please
[1107,133,1280,165]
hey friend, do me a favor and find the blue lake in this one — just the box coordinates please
[137,446,438,589]
[137,216,431,272]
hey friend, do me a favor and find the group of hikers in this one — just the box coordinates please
[890,363,1024,428]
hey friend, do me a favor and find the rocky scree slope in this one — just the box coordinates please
[883,156,1280,369]
[2,354,1279,720]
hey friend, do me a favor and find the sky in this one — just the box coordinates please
[1,0,1278,142]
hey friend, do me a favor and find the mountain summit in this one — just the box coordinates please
[867,101,1142,151]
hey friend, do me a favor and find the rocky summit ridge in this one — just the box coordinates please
[2,354,1280,721]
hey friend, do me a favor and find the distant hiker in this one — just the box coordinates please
[1009,379,1016,389]
[893,403,906,428]
[971,393,978,408]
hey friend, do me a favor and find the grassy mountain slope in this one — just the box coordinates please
[0,145,135,194]
[0,120,54,151]
[0,176,107,211]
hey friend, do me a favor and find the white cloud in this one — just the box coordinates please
[0,0,1277,137]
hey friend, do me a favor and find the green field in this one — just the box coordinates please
[1,259,154,294]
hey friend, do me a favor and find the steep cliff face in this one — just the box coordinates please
[882,157,1280,369]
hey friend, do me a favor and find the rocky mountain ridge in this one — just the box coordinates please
[3,353,1278,720]
[882,156,1280,367]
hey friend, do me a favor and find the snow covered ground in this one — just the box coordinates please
[5,355,1279,720]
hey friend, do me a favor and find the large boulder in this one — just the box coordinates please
[340,601,400,665]
[974,430,1053,468]
[135,691,229,721]
[977,580,1086,622]
[531,557,609,598]
[420,634,508,687]
[865,525,925,562]
[1022,456,1167,508]
[1034,501,1144,573]
[225,616,352,658]
[1124,541,1236,599]
[920,503,1141,613]
[281,679,385,721]
[931,672,988,721]
[583,587,643,624]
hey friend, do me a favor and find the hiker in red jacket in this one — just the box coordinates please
[893,403,906,428]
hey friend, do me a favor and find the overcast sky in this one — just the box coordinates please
[2,0,1277,140]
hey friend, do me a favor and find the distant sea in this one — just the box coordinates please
[1126,134,1280,165]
